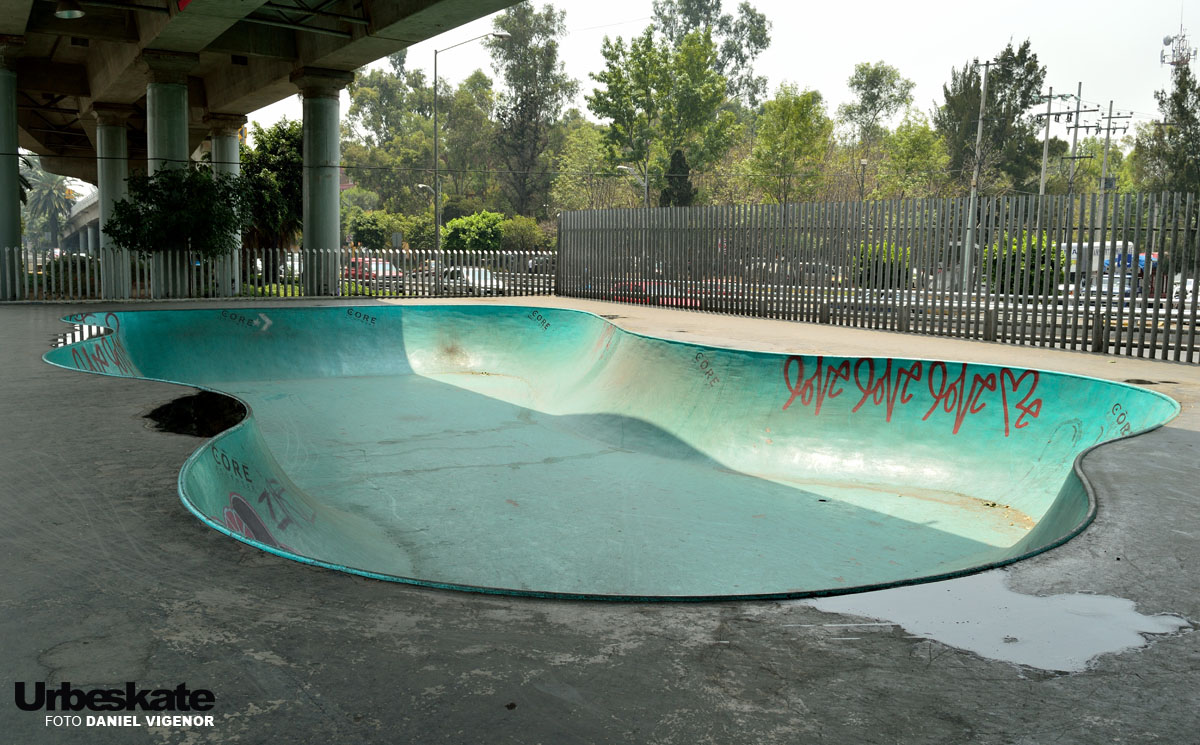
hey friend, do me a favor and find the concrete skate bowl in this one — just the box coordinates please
[46,305,1179,600]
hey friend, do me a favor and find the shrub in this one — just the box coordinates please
[394,213,436,252]
[442,195,488,223]
[103,165,247,258]
[442,211,504,252]
[983,232,1065,295]
[500,215,543,253]
[347,211,401,252]
[853,241,910,288]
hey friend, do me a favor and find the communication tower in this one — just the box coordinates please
[1161,23,1197,67]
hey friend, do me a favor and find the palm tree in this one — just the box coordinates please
[21,157,75,248]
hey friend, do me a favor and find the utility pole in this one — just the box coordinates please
[1032,87,1076,196]
[963,58,995,291]
[1062,83,1101,194]
[1097,101,1132,195]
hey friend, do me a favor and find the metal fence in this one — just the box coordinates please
[0,246,556,302]
[559,192,1200,363]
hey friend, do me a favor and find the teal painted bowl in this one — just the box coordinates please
[46,305,1179,600]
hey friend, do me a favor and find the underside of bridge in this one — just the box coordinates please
[0,0,511,182]
[0,0,515,299]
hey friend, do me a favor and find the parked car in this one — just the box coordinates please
[278,254,302,280]
[612,280,700,309]
[344,257,404,290]
[441,266,506,295]
[524,255,556,274]
[1090,273,1139,299]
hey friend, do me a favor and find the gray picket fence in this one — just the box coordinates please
[0,246,556,302]
[558,192,1200,363]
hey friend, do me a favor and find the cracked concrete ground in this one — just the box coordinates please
[2,297,1198,744]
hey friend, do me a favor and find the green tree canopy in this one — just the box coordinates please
[343,63,440,214]
[549,120,637,211]
[587,27,736,203]
[241,119,303,249]
[442,211,505,252]
[934,40,1046,194]
[21,156,76,248]
[838,61,914,143]
[103,165,247,257]
[1128,60,1200,196]
[652,0,772,106]
[443,70,499,202]
[877,111,952,199]
[485,3,578,218]
[747,84,833,204]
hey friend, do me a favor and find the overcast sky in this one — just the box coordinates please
[250,0,1193,143]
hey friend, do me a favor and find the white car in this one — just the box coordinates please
[441,266,506,296]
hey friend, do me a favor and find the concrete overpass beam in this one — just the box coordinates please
[206,112,245,297]
[94,104,131,298]
[0,38,21,300]
[142,50,197,173]
[292,67,352,296]
[142,50,197,298]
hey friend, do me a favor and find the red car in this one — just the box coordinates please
[343,258,404,290]
[612,280,700,309]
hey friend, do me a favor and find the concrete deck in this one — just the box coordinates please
[3,297,1198,744]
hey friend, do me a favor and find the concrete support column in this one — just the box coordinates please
[0,38,23,301]
[86,223,98,254]
[94,105,132,298]
[141,51,197,297]
[206,113,246,297]
[292,68,352,296]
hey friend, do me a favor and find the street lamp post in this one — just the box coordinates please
[432,32,510,254]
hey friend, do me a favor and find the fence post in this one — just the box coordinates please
[983,307,997,342]
[1091,311,1108,353]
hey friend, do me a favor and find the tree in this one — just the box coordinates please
[934,40,1046,194]
[241,119,303,250]
[346,211,400,252]
[747,84,833,204]
[1128,60,1200,196]
[1045,136,1125,195]
[652,0,772,107]
[485,4,578,218]
[22,157,76,248]
[549,120,638,211]
[443,70,498,202]
[660,149,697,207]
[103,165,246,257]
[442,211,504,252]
[587,27,736,203]
[838,61,914,143]
[876,111,952,199]
[343,63,440,215]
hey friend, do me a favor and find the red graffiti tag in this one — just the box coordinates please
[922,362,997,434]
[851,358,924,421]
[999,368,1042,436]
[66,312,135,375]
[782,356,852,415]
[782,355,1042,437]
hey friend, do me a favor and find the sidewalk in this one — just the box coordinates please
[2,298,1197,744]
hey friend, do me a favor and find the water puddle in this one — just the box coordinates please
[145,391,247,438]
[50,323,108,348]
[800,569,1191,672]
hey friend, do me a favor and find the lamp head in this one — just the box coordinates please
[55,0,85,19]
